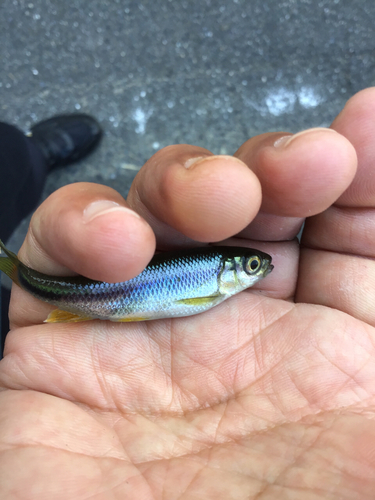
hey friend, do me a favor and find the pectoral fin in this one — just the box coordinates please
[112,316,147,322]
[45,309,93,323]
[174,295,221,306]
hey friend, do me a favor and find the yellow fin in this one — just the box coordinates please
[0,239,20,285]
[175,296,220,306]
[112,316,147,322]
[45,309,93,323]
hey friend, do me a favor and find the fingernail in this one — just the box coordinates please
[184,156,208,168]
[273,135,293,148]
[184,155,245,168]
[273,127,336,149]
[83,200,140,223]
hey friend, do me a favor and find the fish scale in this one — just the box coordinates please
[0,240,273,323]
[62,252,224,319]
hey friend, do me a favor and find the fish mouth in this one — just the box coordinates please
[264,263,274,277]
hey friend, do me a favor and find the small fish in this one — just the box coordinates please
[0,239,273,323]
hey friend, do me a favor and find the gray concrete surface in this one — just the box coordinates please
[1,0,375,252]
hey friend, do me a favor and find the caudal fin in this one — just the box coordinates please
[0,239,20,285]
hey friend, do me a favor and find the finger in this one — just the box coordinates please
[301,206,375,258]
[9,182,155,327]
[127,145,262,247]
[24,182,155,281]
[236,212,304,242]
[297,204,375,326]
[297,88,375,326]
[296,247,375,326]
[331,87,375,207]
[235,128,357,217]
[234,128,357,241]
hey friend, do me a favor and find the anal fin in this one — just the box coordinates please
[45,309,93,323]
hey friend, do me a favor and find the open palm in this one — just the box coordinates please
[1,89,375,499]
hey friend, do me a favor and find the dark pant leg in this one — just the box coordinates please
[0,122,47,241]
[0,287,11,353]
[0,122,48,356]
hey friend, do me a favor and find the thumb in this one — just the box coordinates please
[20,182,156,283]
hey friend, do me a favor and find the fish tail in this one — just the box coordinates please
[0,239,20,286]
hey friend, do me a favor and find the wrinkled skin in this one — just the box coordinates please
[1,88,375,499]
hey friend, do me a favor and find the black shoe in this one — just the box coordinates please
[28,113,102,169]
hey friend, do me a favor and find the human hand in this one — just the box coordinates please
[1,88,374,499]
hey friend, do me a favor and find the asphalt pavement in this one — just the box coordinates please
[1,0,374,248]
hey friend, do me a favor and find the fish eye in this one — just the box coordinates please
[246,255,262,274]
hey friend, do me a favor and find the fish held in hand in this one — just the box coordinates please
[0,240,273,323]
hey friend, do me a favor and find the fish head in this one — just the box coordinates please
[235,248,273,289]
[217,247,273,295]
